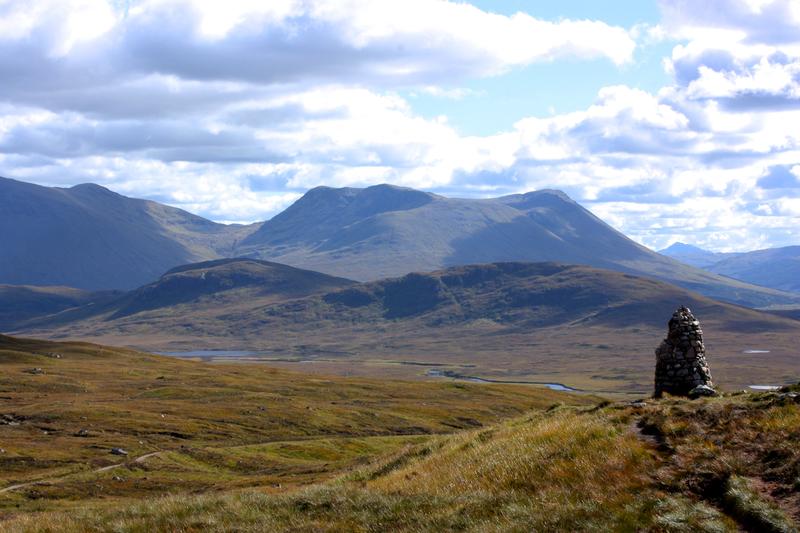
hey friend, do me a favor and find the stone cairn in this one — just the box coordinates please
[654,306,715,398]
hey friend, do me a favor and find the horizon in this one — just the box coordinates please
[0,0,798,253]
[0,172,795,255]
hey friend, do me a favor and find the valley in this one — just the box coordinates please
[12,260,800,395]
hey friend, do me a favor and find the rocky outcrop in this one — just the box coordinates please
[654,306,715,397]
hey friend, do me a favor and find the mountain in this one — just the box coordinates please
[0,285,120,332]
[18,261,800,393]
[3,177,797,307]
[238,184,799,308]
[0,177,257,290]
[660,242,800,294]
[708,246,800,293]
[658,242,737,268]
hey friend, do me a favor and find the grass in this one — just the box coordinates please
[0,334,587,518]
[2,334,799,531]
[0,405,738,532]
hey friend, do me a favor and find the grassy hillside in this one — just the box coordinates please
[0,335,584,519]
[5,378,799,531]
[20,262,800,395]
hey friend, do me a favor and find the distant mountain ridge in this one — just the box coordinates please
[658,242,738,268]
[660,242,800,293]
[2,176,798,308]
[238,184,799,308]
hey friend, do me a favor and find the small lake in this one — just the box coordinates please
[158,350,263,358]
[748,385,781,391]
[742,350,771,354]
[426,369,579,392]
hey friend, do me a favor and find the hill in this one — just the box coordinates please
[18,261,800,394]
[238,184,799,308]
[0,177,256,290]
[659,242,737,268]
[2,336,798,532]
[104,258,356,319]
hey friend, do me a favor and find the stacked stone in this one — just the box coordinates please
[654,306,714,398]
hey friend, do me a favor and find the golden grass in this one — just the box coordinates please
[3,335,799,531]
[1,406,739,532]
[0,335,587,518]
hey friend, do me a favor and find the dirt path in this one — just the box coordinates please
[0,451,161,494]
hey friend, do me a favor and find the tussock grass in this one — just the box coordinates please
[0,407,731,532]
[0,334,587,517]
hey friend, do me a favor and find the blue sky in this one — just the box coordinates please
[0,0,798,252]
[412,0,673,135]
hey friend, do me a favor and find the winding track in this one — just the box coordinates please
[0,451,161,494]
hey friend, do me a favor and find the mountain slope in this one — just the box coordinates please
[0,177,257,290]
[239,185,799,308]
[0,285,120,332]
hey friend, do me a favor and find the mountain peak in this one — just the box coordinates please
[659,242,709,254]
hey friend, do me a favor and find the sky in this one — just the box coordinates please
[0,0,799,252]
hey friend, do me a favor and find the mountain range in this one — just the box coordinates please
[1,176,798,308]
[660,242,800,293]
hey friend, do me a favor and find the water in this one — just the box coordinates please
[426,369,578,392]
[158,350,262,358]
[743,349,771,354]
[748,385,781,391]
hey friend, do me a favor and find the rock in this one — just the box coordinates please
[654,306,715,397]
[110,448,129,456]
[75,429,90,437]
[688,384,718,398]
[1,414,24,426]
[25,367,45,375]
